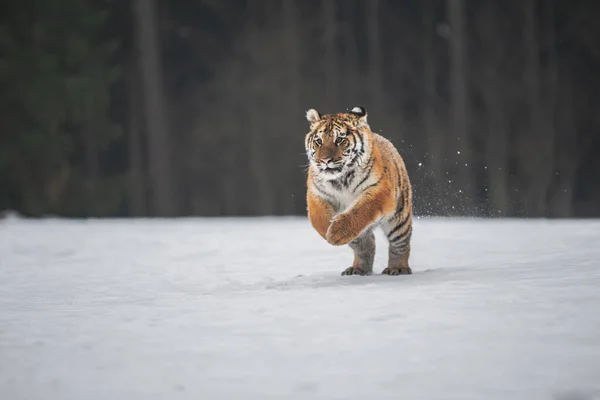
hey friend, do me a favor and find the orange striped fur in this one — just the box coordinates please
[304,106,413,275]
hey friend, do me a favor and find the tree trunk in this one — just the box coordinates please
[485,90,510,217]
[323,0,338,108]
[366,0,384,109]
[478,3,510,217]
[541,1,562,217]
[132,0,177,216]
[245,2,273,215]
[83,126,99,182]
[283,0,301,215]
[549,67,577,218]
[422,0,444,214]
[446,0,474,214]
[522,0,548,217]
[127,56,147,217]
[81,87,99,216]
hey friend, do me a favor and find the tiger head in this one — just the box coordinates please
[304,106,371,179]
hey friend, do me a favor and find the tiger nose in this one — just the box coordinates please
[321,157,332,163]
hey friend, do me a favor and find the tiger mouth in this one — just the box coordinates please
[323,166,342,173]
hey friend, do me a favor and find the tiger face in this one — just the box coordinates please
[305,106,370,179]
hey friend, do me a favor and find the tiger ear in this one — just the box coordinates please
[306,109,321,126]
[350,106,368,127]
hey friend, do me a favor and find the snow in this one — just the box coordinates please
[1,216,600,400]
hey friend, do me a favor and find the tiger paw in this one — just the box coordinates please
[326,214,355,246]
[381,266,412,275]
[341,266,371,276]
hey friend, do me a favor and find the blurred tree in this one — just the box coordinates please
[366,0,384,110]
[420,0,445,214]
[283,0,302,214]
[446,0,474,214]
[474,2,511,217]
[520,0,551,217]
[126,54,147,217]
[133,0,177,216]
[323,0,339,109]
[1,0,599,218]
[0,0,122,217]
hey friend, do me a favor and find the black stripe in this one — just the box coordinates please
[389,164,405,218]
[393,193,405,218]
[352,158,374,193]
[390,228,412,246]
[342,170,355,188]
[356,132,364,154]
[393,162,402,199]
[394,160,402,187]
[312,182,336,203]
[390,230,411,244]
[387,212,410,240]
[362,176,382,192]
[350,133,364,164]
[329,180,341,191]
[390,205,404,225]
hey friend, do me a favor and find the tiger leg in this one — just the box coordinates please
[382,214,412,275]
[307,190,335,241]
[341,229,376,276]
[326,187,394,246]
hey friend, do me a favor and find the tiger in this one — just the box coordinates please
[304,106,413,276]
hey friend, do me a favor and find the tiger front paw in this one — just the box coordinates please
[341,266,371,276]
[325,213,355,246]
[381,266,412,275]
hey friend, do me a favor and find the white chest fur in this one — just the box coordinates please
[313,168,377,214]
[331,185,358,212]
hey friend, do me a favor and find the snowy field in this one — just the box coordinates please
[1,216,600,400]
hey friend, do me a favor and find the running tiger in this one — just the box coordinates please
[304,106,413,276]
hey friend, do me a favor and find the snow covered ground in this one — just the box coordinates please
[1,216,599,400]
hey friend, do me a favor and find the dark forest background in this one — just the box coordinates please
[1,0,599,218]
